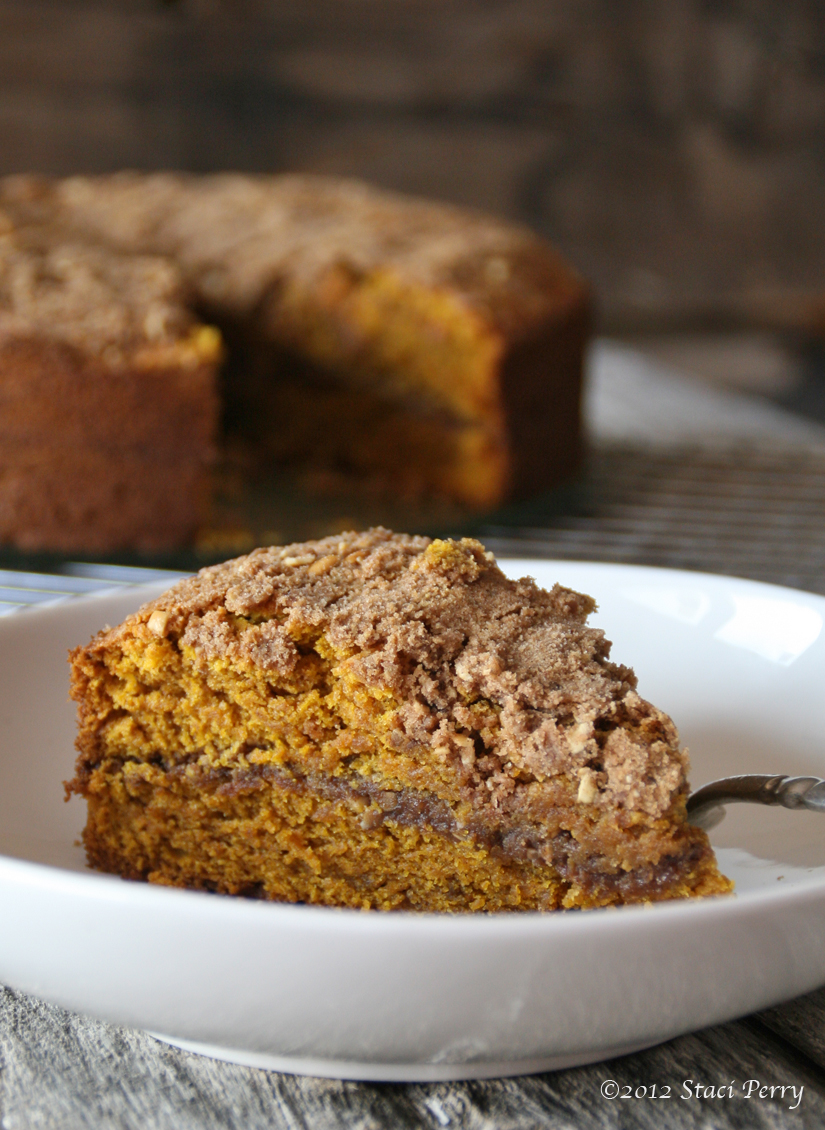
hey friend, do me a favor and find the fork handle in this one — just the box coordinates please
[687,774,825,830]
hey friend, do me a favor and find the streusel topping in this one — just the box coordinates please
[95,528,686,818]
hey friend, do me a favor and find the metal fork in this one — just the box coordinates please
[687,774,825,829]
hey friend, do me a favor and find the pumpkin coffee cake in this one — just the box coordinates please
[68,529,731,911]
[1,173,588,553]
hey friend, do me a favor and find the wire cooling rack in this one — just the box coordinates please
[3,441,825,611]
[480,443,825,596]
[0,562,187,617]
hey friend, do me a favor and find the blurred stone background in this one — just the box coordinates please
[2,0,825,342]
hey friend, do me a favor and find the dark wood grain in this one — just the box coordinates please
[2,985,825,1129]
[756,988,825,1075]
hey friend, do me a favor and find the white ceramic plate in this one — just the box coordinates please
[1,561,825,1082]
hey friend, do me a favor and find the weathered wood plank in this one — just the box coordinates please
[756,987,825,1075]
[2,985,824,1129]
[2,0,825,329]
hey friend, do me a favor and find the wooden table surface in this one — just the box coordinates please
[3,344,825,1128]
[2,984,825,1129]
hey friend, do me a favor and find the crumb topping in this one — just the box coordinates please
[0,218,197,362]
[98,528,687,819]
[0,172,586,340]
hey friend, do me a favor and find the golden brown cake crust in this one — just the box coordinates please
[70,530,731,910]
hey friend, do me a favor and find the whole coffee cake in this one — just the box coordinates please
[68,529,731,911]
[2,173,587,551]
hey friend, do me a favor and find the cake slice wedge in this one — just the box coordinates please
[67,529,731,911]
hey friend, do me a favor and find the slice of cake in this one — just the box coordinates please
[0,210,221,552]
[67,529,731,911]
